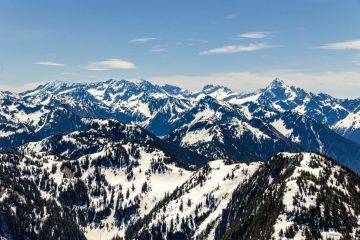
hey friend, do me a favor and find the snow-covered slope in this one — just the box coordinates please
[4,78,359,145]
[165,118,297,161]
[21,79,193,135]
[229,78,360,144]
[268,111,360,172]
[0,93,84,149]
[334,111,360,143]
[125,160,262,240]
[7,118,265,240]
[3,134,360,240]
[17,119,197,239]
[199,79,360,145]
[217,152,360,240]
[20,118,207,167]
[1,78,360,173]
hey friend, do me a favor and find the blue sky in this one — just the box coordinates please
[0,0,360,97]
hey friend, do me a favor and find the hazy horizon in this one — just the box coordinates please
[1,77,359,100]
[1,0,360,98]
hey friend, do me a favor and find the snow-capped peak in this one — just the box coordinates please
[202,84,232,94]
[267,77,287,89]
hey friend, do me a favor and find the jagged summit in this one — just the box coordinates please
[265,78,291,91]
[202,84,232,94]
[268,77,286,87]
[0,90,17,100]
[1,77,360,173]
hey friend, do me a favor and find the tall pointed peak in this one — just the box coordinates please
[264,78,291,92]
[269,78,286,88]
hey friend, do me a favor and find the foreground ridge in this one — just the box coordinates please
[2,136,360,240]
[219,152,360,240]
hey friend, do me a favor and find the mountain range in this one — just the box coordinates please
[0,78,360,239]
[1,78,360,172]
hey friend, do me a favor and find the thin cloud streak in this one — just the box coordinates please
[317,39,360,50]
[149,47,167,52]
[237,31,271,39]
[130,37,158,44]
[199,43,275,55]
[34,61,66,67]
[84,59,136,71]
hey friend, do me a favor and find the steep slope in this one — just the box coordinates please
[162,95,248,135]
[334,110,360,143]
[217,152,360,240]
[233,78,360,144]
[162,94,298,161]
[1,78,359,173]
[0,92,84,149]
[4,78,359,145]
[0,152,86,240]
[202,85,239,102]
[201,78,360,144]
[11,117,268,240]
[20,118,207,167]
[269,111,360,173]
[21,79,193,135]
[125,160,262,240]
[18,119,198,239]
[165,118,298,161]
[163,93,360,173]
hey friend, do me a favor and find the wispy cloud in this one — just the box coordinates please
[199,43,274,55]
[34,61,66,67]
[130,37,158,44]
[317,39,360,50]
[237,31,271,39]
[149,46,167,52]
[84,59,136,71]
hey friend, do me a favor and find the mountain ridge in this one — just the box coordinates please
[1,78,360,174]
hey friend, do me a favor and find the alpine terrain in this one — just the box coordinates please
[0,79,360,240]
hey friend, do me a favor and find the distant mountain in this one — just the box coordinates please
[21,79,193,128]
[333,110,360,143]
[165,118,298,161]
[0,91,84,149]
[6,78,360,144]
[198,78,360,144]
[219,78,360,144]
[268,111,360,172]
[162,94,360,173]
[1,78,360,173]
[20,118,207,167]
